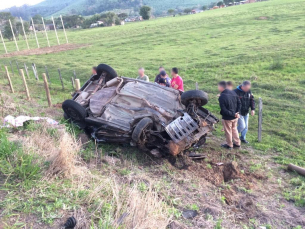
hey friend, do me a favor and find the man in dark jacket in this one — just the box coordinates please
[218,81,241,149]
[234,81,255,143]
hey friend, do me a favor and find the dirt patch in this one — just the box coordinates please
[0,43,89,58]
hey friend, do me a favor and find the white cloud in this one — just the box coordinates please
[0,0,44,10]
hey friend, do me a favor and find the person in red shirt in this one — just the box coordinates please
[170,67,184,91]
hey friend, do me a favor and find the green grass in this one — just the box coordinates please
[1,1,305,226]
[1,0,304,166]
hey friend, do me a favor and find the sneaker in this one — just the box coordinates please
[241,139,249,144]
[221,144,232,150]
[233,143,241,148]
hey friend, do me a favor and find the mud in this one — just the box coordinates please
[0,43,89,57]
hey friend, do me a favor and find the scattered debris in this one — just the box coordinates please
[3,115,58,127]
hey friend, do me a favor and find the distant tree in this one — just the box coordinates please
[115,17,121,25]
[167,9,175,15]
[202,6,207,10]
[217,1,224,7]
[139,5,151,20]
[32,14,42,24]
[184,8,192,14]
[118,13,128,20]
[224,0,234,4]
[3,21,17,40]
[0,12,14,23]
[101,12,117,26]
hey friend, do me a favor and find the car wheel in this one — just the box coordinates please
[181,90,208,107]
[132,118,153,144]
[63,112,70,120]
[62,99,86,122]
[96,64,118,83]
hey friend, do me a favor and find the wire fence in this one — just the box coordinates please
[0,59,91,106]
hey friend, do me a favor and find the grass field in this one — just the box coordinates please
[1,0,305,228]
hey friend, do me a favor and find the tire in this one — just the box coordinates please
[181,90,208,107]
[96,64,118,82]
[63,112,70,120]
[62,100,86,122]
[132,118,153,143]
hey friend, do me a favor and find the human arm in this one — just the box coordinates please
[250,92,255,112]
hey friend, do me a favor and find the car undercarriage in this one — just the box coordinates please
[62,64,219,156]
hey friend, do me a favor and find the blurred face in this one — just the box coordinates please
[161,74,166,78]
[242,84,251,92]
[138,68,144,76]
[227,85,233,90]
[92,68,97,75]
[171,70,176,77]
[218,85,225,92]
[159,67,164,73]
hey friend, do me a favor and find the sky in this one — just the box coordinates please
[0,0,44,10]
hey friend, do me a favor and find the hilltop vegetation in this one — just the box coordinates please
[6,0,213,19]
[0,0,305,228]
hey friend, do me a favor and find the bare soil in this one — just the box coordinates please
[0,43,89,58]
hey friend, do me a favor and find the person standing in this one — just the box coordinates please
[136,67,149,82]
[154,66,165,83]
[234,80,255,144]
[170,67,184,91]
[218,81,241,149]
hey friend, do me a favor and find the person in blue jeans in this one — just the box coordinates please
[234,81,255,143]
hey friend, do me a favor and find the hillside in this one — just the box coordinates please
[6,0,212,19]
[0,0,305,228]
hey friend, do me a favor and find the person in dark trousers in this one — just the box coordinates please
[234,80,255,144]
[218,81,241,149]
[154,66,165,83]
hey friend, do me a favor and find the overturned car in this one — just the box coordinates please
[62,64,219,156]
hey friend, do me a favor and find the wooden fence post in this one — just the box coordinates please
[32,63,39,80]
[16,61,21,76]
[58,68,64,90]
[195,82,198,90]
[42,73,52,107]
[75,79,80,91]
[24,63,29,79]
[258,97,263,142]
[4,66,14,93]
[20,69,30,100]
[71,77,75,89]
[9,61,14,76]
[45,66,50,81]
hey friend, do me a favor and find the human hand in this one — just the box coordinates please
[235,113,240,119]
[251,110,255,116]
